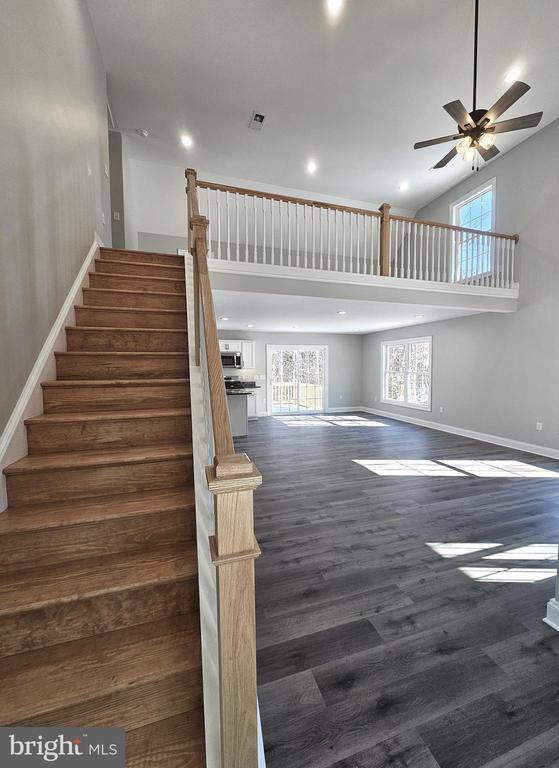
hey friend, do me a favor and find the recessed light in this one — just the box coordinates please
[415,314,424,319]
[135,128,149,138]
[306,159,318,175]
[505,64,522,84]
[337,310,347,315]
[181,133,193,148]
[399,181,410,192]
[247,324,254,328]
[291,325,298,329]
[326,0,345,20]
[219,316,229,321]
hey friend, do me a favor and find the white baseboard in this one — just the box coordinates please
[359,407,559,461]
[544,598,559,632]
[0,236,101,511]
[326,406,364,414]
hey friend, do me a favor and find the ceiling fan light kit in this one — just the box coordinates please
[414,0,543,170]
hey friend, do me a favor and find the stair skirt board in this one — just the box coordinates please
[0,236,101,512]
[0,246,205,764]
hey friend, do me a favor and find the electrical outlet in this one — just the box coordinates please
[536,421,543,431]
[339,394,343,400]
[101,213,105,226]
[373,395,378,402]
[439,406,445,413]
[104,163,109,178]
[113,211,121,221]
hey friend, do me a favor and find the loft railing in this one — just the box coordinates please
[194,179,519,289]
[186,168,262,768]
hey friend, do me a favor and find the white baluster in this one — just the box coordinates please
[244,194,249,262]
[279,201,284,267]
[436,227,441,282]
[253,196,257,263]
[262,196,267,264]
[296,203,300,267]
[226,191,231,260]
[217,191,222,260]
[206,187,212,256]
[287,202,292,267]
[343,212,347,272]
[271,198,275,266]
[356,214,361,273]
[235,192,240,261]
[510,239,516,287]
[333,210,338,272]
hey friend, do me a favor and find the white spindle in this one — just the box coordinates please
[271,198,275,265]
[235,193,240,261]
[279,202,284,267]
[206,187,212,255]
[436,227,441,282]
[226,192,231,260]
[262,196,266,264]
[244,195,249,262]
[510,240,516,286]
[287,202,292,267]
[356,215,361,273]
[217,192,222,260]
[253,196,257,263]
[343,213,347,272]
[333,210,338,272]
[296,203,300,268]
[369,216,374,274]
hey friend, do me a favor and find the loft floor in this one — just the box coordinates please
[235,413,559,768]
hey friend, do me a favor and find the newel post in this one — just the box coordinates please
[379,202,392,277]
[190,214,208,368]
[207,453,262,768]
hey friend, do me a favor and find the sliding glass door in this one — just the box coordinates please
[267,346,327,414]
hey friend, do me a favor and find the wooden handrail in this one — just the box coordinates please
[390,212,519,242]
[186,168,261,768]
[196,178,382,218]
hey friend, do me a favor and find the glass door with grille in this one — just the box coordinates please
[267,346,327,414]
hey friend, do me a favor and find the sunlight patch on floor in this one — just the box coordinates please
[354,459,464,477]
[438,459,559,478]
[426,542,501,558]
[483,543,558,561]
[274,415,386,427]
[459,566,556,583]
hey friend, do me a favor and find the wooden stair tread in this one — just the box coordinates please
[126,711,206,767]
[84,287,186,298]
[56,351,186,357]
[96,258,184,273]
[0,544,198,615]
[4,444,192,475]
[26,408,190,425]
[66,325,187,334]
[76,305,186,315]
[41,378,189,388]
[92,271,184,283]
[100,247,181,259]
[0,488,195,535]
[0,615,200,723]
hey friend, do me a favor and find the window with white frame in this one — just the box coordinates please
[382,337,432,410]
[451,179,495,280]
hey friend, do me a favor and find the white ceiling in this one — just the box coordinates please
[88,0,559,209]
[214,290,481,334]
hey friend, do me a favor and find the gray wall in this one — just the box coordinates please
[219,331,363,414]
[362,118,559,451]
[109,130,125,248]
[0,0,110,432]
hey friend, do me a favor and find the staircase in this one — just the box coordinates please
[1,247,205,766]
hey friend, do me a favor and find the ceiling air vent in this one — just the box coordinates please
[249,111,266,131]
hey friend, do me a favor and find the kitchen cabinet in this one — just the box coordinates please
[219,339,256,369]
[241,341,256,370]
[247,394,257,419]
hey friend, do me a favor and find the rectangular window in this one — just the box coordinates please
[450,179,495,280]
[382,337,432,411]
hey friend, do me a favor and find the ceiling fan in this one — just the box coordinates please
[414,0,543,170]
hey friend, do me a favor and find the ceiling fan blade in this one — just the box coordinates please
[477,144,500,162]
[432,146,458,169]
[479,81,530,125]
[487,112,543,134]
[443,100,474,130]
[414,133,463,149]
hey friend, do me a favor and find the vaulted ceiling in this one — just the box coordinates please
[87,0,559,209]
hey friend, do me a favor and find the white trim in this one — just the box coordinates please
[0,236,102,511]
[208,258,519,300]
[359,406,559,461]
[381,336,432,412]
[265,344,329,416]
[544,598,559,632]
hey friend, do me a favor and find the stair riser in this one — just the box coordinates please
[75,306,187,330]
[56,353,188,380]
[83,288,186,310]
[43,383,190,413]
[89,273,185,294]
[12,672,202,730]
[66,328,188,353]
[0,510,196,573]
[95,260,184,279]
[0,579,198,658]
[6,458,192,506]
[27,415,191,454]
[100,249,184,268]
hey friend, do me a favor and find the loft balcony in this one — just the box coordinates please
[192,175,519,315]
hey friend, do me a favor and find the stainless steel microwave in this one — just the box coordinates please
[221,351,243,369]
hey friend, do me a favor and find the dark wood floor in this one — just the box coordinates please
[235,412,559,768]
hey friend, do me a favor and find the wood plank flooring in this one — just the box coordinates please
[234,412,559,768]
